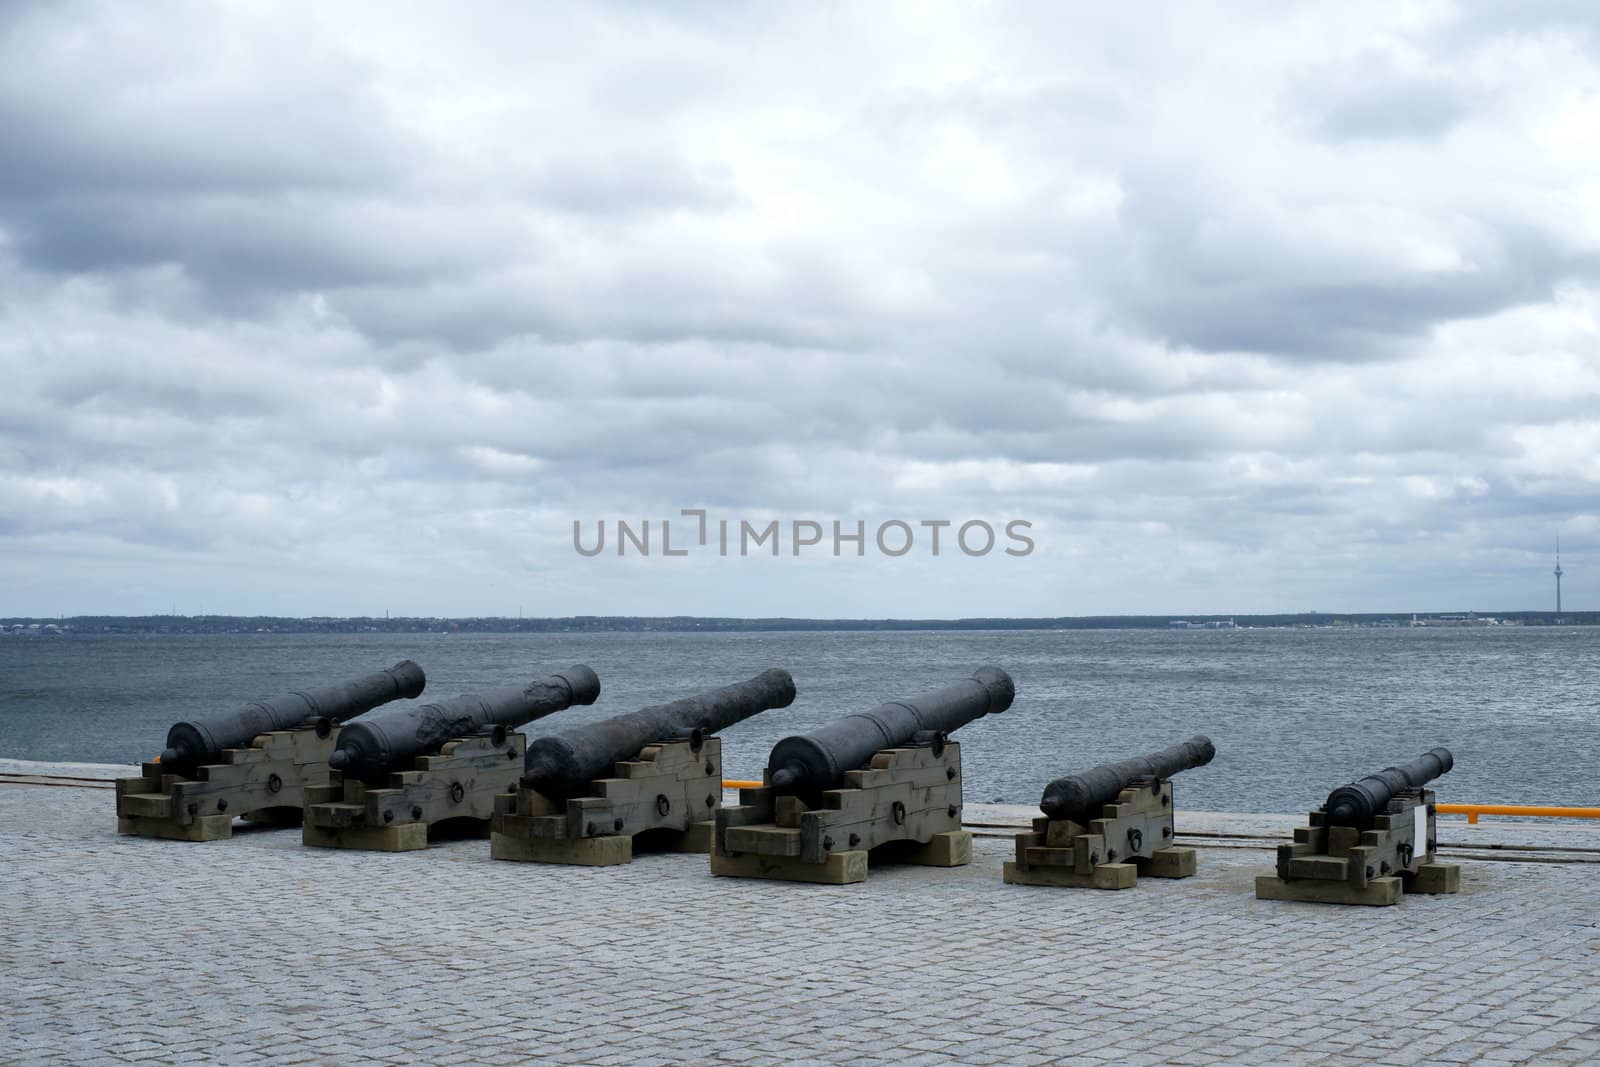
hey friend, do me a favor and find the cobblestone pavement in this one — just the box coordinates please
[3,766,1599,1066]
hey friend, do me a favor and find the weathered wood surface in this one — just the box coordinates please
[302,821,430,852]
[709,848,871,885]
[1407,861,1461,894]
[1004,778,1193,890]
[114,727,340,841]
[1255,873,1405,906]
[301,733,525,853]
[1257,787,1462,906]
[711,742,971,884]
[491,737,723,865]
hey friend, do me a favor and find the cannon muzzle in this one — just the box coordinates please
[1039,735,1215,822]
[1324,747,1453,828]
[523,668,796,800]
[330,665,600,777]
[159,660,426,772]
[766,666,1014,794]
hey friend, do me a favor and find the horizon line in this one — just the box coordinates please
[2,610,1589,623]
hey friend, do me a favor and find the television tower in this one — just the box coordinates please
[1554,538,1563,616]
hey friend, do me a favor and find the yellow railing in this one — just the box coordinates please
[1438,803,1600,826]
[713,787,1600,825]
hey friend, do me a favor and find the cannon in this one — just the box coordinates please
[302,666,602,852]
[765,665,1014,795]
[521,668,796,801]
[117,660,428,842]
[493,669,797,866]
[1006,735,1215,890]
[1257,746,1461,906]
[327,665,601,777]
[1324,747,1453,828]
[712,666,1014,885]
[1040,735,1216,823]
[158,660,426,772]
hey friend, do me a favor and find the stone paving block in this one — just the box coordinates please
[4,779,1600,1066]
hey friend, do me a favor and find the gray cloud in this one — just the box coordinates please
[0,1,1596,617]
[1294,53,1479,143]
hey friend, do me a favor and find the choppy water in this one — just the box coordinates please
[2,628,1596,812]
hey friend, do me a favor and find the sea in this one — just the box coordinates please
[2,627,1596,813]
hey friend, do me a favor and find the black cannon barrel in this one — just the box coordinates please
[1039,735,1216,822]
[766,666,1015,794]
[327,665,601,776]
[1324,747,1453,828]
[522,668,796,800]
[159,660,426,772]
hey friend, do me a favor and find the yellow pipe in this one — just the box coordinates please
[722,779,764,789]
[1438,803,1600,826]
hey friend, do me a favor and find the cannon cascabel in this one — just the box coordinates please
[1323,747,1454,828]
[765,665,1015,794]
[1038,735,1216,823]
[159,659,427,772]
[521,667,796,800]
[327,665,600,776]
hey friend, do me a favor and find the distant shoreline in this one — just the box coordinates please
[3,612,1595,635]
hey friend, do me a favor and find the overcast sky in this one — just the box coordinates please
[1,1,1596,618]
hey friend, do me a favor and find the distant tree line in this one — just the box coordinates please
[2,612,1594,635]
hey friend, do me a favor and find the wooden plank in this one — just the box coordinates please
[1023,846,1077,868]
[303,784,343,806]
[724,825,803,857]
[1291,826,1328,851]
[1326,825,1361,857]
[1141,846,1197,879]
[1255,873,1403,906]
[845,761,962,793]
[302,821,427,852]
[117,813,233,842]
[114,776,162,797]
[1407,862,1461,894]
[1012,831,1043,868]
[773,794,808,829]
[1003,860,1137,890]
[116,792,175,819]
[709,848,869,885]
[493,813,568,840]
[516,789,563,817]
[1346,845,1375,889]
[490,831,632,866]
[1287,855,1348,881]
[1073,833,1105,874]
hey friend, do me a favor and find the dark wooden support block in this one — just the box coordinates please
[1004,779,1193,890]
[491,738,724,866]
[1408,861,1461,894]
[114,726,340,842]
[1257,788,1459,908]
[1256,873,1404,906]
[302,732,525,852]
[711,742,968,885]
